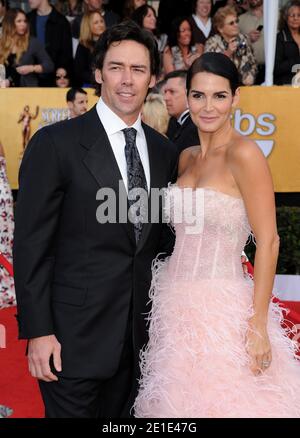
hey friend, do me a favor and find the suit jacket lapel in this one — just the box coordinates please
[81,107,135,245]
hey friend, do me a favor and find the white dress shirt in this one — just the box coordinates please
[192,15,212,39]
[96,98,150,193]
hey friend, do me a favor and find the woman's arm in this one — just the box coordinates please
[162,46,175,74]
[229,139,279,374]
[239,36,258,85]
[32,38,54,74]
[17,38,54,75]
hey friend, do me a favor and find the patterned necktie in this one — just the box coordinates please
[123,128,148,244]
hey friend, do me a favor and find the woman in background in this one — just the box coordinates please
[0,141,15,309]
[274,0,300,85]
[142,93,170,136]
[0,8,54,87]
[132,4,168,55]
[163,16,201,74]
[55,66,71,88]
[74,10,106,86]
[205,5,257,85]
[188,0,215,53]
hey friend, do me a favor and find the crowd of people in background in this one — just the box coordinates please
[0,0,299,89]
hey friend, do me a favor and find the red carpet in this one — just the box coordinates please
[0,301,299,418]
[0,306,44,418]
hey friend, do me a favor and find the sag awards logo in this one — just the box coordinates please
[18,106,69,155]
[233,109,276,157]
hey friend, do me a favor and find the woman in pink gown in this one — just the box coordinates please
[134,53,300,418]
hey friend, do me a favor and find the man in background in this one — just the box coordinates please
[164,70,200,154]
[239,0,265,84]
[66,87,88,118]
[27,0,73,85]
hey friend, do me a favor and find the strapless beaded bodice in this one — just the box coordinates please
[166,185,251,281]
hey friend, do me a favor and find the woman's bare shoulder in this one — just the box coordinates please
[178,145,200,176]
[227,135,265,163]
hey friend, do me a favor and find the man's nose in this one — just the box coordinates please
[121,69,133,84]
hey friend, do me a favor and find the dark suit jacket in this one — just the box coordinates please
[13,107,178,380]
[167,114,200,154]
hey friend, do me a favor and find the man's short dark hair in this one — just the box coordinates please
[164,70,187,89]
[164,70,187,82]
[66,87,87,103]
[93,20,160,78]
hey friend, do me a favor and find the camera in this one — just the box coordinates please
[236,40,247,56]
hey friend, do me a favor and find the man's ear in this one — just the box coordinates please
[95,69,103,85]
[67,101,73,111]
[149,75,156,89]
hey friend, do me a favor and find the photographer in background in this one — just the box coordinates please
[212,0,250,16]
[205,5,257,84]
[239,0,265,84]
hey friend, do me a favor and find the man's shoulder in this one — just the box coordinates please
[49,6,71,26]
[42,108,96,146]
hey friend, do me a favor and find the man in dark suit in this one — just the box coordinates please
[13,21,177,418]
[27,0,73,85]
[164,70,200,154]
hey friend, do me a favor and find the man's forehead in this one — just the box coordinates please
[105,41,150,62]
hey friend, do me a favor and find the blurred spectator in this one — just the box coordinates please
[239,0,265,84]
[142,93,170,136]
[163,70,200,153]
[0,0,8,37]
[158,0,194,36]
[72,0,120,39]
[205,5,257,85]
[0,140,15,309]
[188,0,215,53]
[0,8,54,87]
[131,4,168,64]
[56,0,84,19]
[74,10,105,86]
[274,0,300,85]
[66,86,88,118]
[212,0,249,16]
[27,0,73,86]
[122,0,147,19]
[163,17,201,74]
[55,66,71,87]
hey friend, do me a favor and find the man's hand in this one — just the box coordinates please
[28,335,62,382]
[16,65,34,75]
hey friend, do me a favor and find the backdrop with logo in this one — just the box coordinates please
[0,86,299,191]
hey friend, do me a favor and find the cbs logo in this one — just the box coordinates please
[233,109,276,157]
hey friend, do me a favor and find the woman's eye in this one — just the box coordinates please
[191,93,203,99]
[216,94,226,99]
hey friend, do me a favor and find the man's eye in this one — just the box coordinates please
[216,94,226,99]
